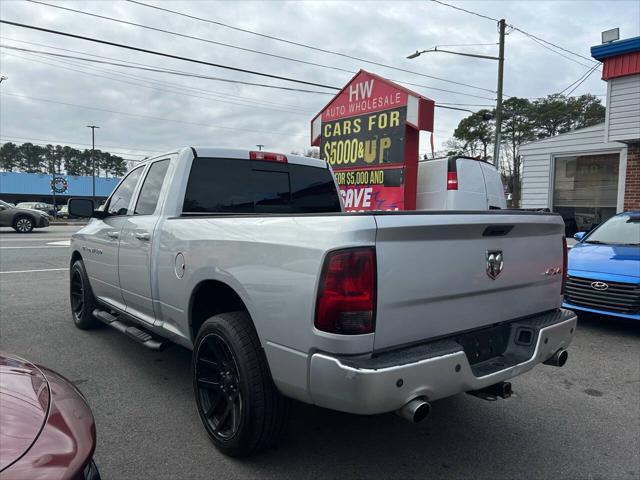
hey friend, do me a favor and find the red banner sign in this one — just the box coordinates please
[311,70,435,212]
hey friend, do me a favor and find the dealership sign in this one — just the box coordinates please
[311,70,434,211]
[51,176,68,194]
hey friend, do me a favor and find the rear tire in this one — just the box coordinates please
[13,216,34,233]
[70,260,103,330]
[193,311,289,457]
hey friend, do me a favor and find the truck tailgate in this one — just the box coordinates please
[373,212,565,350]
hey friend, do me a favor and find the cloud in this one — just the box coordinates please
[1,0,638,162]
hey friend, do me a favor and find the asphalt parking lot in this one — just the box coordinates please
[1,225,638,480]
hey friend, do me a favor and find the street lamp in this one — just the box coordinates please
[407,47,500,61]
[86,125,99,204]
[407,19,506,166]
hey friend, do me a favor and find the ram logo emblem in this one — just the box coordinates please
[486,250,504,280]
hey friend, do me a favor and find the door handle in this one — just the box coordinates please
[135,232,151,241]
[106,231,119,239]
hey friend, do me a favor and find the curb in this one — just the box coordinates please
[49,221,88,226]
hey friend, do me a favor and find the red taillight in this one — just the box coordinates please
[315,248,376,335]
[250,151,287,163]
[561,236,568,295]
[447,171,458,190]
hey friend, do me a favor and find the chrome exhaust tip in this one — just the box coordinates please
[543,348,568,367]
[396,397,431,423]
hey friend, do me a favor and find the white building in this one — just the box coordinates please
[520,124,627,233]
[520,34,640,235]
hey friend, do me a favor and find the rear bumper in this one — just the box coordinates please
[309,308,577,415]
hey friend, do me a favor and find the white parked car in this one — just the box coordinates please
[68,147,575,457]
[417,156,507,210]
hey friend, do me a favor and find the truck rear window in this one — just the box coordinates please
[182,158,341,214]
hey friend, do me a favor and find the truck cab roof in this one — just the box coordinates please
[144,147,326,170]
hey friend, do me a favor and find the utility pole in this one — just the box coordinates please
[492,19,506,168]
[51,174,56,218]
[407,24,506,165]
[256,144,264,151]
[86,125,99,204]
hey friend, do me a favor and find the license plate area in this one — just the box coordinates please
[455,323,511,366]
[454,320,542,377]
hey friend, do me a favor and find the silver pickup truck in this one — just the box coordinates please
[68,147,577,457]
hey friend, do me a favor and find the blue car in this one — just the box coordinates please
[563,211,640,320]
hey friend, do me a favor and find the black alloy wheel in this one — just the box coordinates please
[69,260,102,329]
[195,333,243,440]
[70,268,85,321]
[192,311,289,457]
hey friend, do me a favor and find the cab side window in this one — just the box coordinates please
[107,167,144,216]
[182,158,341,214]
[135,159,170,215]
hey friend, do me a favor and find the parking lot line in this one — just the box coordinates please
[1,268,67,274]
[0,246,69,249]
[0,238,72,242]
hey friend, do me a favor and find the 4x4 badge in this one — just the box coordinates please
[486,250,503,280]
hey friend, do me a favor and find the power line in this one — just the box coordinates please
[1,92,308,137]
[1,49,314,116]
[430,0,599,67]
[0,36,494,101]
[434,105,477,113]
[0,22,493,100]
[516,31,596,69]
[0,24,489,124]
[0,58,475,118]
[433,42,498,48]
[557,65,599,95]
[1,44,496,103]
[509,27,599,65]
[439,102,495,107]
[126,0,497,94]
[566,65,600,96]
[0,44,334,95]
[430,0,499,22]
[0,19,341,91]
[390,79,494,101]
[30,0,503,98]
[0,37,315,109]
[28,0,356,75]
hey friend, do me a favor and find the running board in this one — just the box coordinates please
[93,309,168,351]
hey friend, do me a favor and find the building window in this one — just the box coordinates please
[553,153,619,236]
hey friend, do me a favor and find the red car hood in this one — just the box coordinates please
[0,353,50,470]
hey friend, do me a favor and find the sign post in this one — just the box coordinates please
[51,175,68,217]
[311,70,434,211]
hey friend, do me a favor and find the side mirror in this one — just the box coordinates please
[68,198,98,218]
[573,231,586,242]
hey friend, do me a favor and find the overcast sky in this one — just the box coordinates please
[1,0,638,165]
